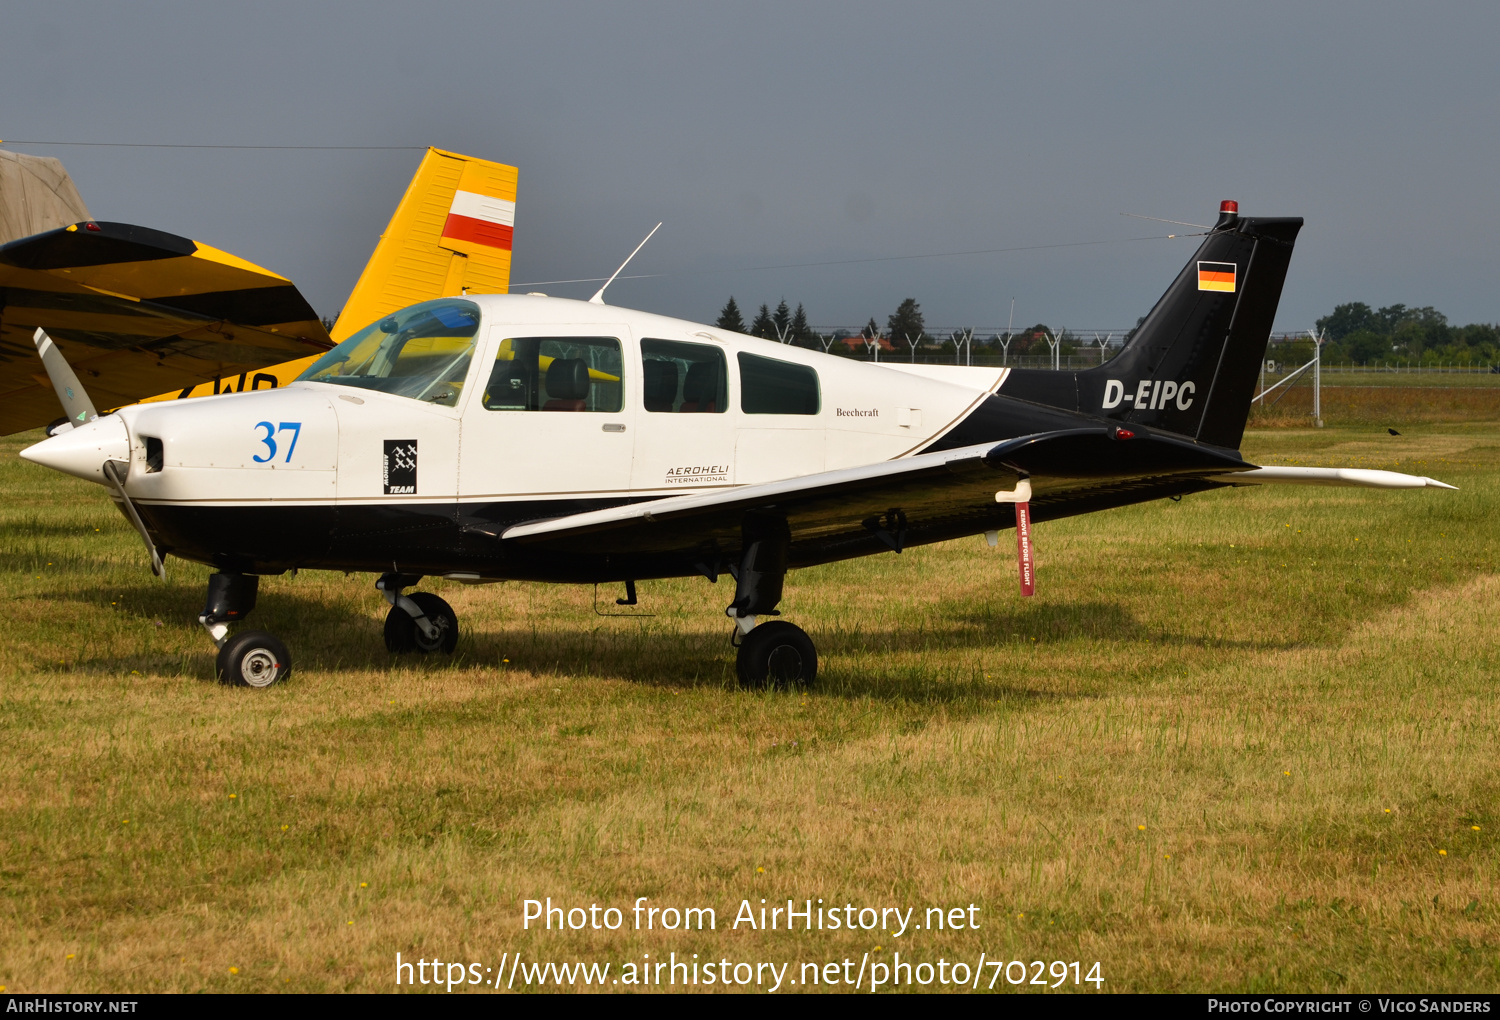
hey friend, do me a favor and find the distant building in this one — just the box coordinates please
[839,335,896,353]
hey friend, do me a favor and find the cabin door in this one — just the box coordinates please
[458,324,636,505]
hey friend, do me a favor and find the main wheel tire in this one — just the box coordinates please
[383,592,459,654]
[735,621,817,690]
[217,630,292,688]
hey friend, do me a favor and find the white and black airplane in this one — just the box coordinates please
[15,201,1454,688]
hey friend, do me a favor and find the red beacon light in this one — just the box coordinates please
[1219,200,1239,215]
[84,222,101,231]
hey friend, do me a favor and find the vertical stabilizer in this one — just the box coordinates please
[142,147,517,403]
[0,149,91,246]
[333,147,518,342]
[1002,202,1302,450]
[1082,203,1303,448]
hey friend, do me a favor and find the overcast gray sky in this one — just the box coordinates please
[4,2,1497,333]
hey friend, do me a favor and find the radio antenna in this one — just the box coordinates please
[589,223,662,305]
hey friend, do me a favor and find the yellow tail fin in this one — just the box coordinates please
[144,147,517,402]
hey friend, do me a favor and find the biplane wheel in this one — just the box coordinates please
[383,592,459,654]
[736,621,817,690]
[217,630,292,688]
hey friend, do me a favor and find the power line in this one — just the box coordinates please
[512,232,1191,289]
[1,140,423,150]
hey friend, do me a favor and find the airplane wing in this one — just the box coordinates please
[0,220,331,435]
[498,429,1456,568]
[497,428,1255,564]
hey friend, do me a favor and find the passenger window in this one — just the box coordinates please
[641,338,728,413]
[482,337,623,412]
[738,352,820,415]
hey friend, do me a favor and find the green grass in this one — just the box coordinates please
[0,421,1497,993]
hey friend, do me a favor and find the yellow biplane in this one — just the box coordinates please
[0,146,517,435]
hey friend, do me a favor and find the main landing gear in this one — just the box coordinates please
[726,514,818,689]
[200,572,292,688]
[377,572,458,654]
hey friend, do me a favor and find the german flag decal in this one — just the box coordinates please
[1197,261,1236,293]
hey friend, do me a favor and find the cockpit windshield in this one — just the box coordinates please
[296,299,481,406]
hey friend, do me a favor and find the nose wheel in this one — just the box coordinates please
[217,630,292,688]
[199,572,293,688]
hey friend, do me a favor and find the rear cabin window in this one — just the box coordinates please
[641,338,728,413]
[482,337,623,412]
[737,352,820,415]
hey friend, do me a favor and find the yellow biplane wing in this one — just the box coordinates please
[0,220,332,435]
[141,146,518,403]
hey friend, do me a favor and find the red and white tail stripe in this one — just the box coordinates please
[442,190,515,251]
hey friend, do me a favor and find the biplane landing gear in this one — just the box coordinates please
[200,572,293,687]
[726,514,817,689]
[378,573,458,654]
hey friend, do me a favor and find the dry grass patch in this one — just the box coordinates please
[1250,385,1500,427]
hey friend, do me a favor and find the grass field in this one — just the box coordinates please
[1265,372,1500,388]
[1,409,1497,993]
[1250,384,1499,428]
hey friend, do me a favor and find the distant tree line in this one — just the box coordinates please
[716,294,1497,368]
[714,295,1086,358]
[1307,302,1498,365]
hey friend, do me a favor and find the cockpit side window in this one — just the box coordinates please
[737,352,820,414]
[641,338,728,413]
[482,337,623,412]
[296,299,481,406]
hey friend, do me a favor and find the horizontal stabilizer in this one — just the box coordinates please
[1206,466,1456,489]
[0,221,332,434]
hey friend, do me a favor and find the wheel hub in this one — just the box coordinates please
[240,647,280,687]
[415,619,449,652]
[766,644,805,684]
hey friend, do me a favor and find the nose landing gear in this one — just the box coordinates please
[200,572,293,687]
[218,630,292,688]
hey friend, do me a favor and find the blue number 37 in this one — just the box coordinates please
[253,421,302,464]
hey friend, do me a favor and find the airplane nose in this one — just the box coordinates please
[20,415,130,484]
